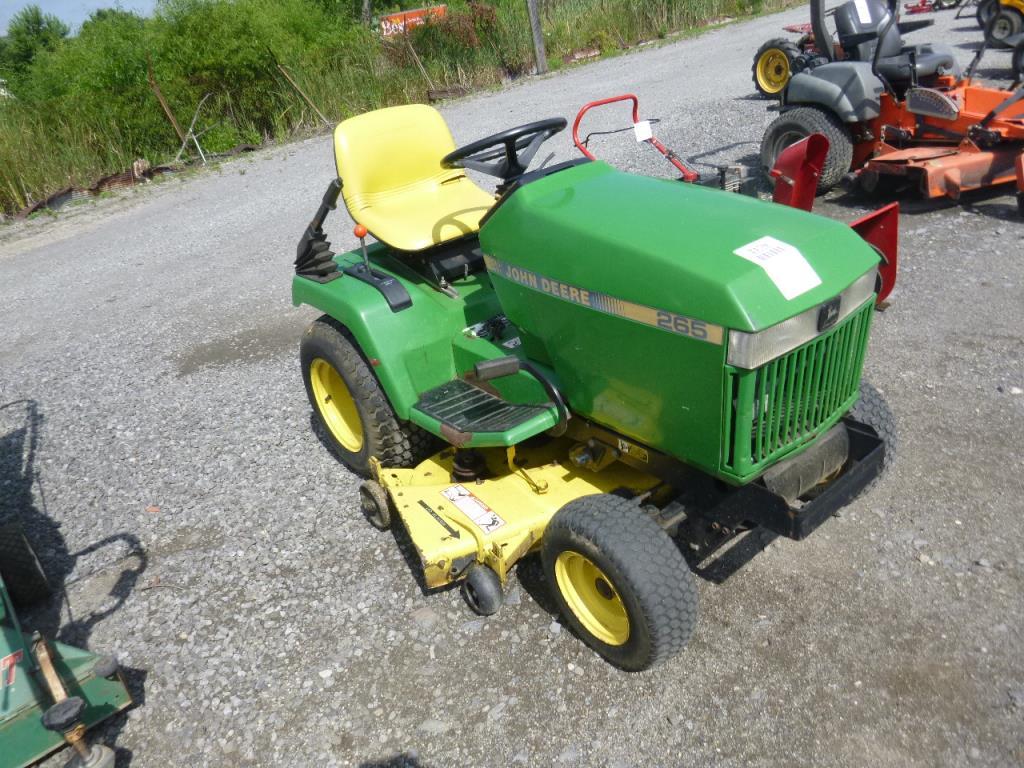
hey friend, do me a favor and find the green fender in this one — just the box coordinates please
[291,245,503,420]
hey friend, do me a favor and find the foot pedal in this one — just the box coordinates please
[411,379,558,447]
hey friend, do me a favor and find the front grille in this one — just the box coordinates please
[724,299,874,478]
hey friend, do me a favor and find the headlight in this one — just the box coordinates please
[727,269,876,369]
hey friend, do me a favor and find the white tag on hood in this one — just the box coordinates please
[734,236,822,300]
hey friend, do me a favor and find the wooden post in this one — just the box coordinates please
[525,0,547,75]
[276,63,332,129]
[147,55,186,144]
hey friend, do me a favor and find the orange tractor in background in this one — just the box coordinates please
[761,0,1024,212]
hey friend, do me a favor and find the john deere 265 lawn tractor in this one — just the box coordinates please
[291,104,897,670]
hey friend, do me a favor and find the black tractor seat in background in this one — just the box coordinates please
[832,0,960,83]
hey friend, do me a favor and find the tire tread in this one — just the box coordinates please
[543,495,698,671]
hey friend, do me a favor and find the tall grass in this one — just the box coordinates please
[0,0,788,215]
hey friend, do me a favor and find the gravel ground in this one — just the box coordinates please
[2,6,1023,767]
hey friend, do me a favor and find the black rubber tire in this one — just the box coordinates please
[848,380,897,497]
[300,316,436,477]
[760,106,854,194]
[542,494,698,672]
[461,564,503,616]
[359,480,391,530]
[752,38,802,98]
[987,9,1024,47]
[0,525,52,608]
[977,0,999,28]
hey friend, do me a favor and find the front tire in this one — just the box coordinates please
[761,106,854,194]
[848,381,897,498]
[752,38,801,97]
[300,317,434,477]
[542,494,698,671]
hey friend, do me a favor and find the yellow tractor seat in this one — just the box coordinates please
[334,104,496,253]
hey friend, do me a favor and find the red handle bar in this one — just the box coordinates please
[572,93,699,182]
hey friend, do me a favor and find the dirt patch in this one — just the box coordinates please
[174,315,306,376]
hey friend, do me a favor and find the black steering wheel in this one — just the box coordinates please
[441,118,567,182]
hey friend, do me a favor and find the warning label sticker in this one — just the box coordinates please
[734,236,822,300]
[441,485,506,533]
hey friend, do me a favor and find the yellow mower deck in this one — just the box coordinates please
[372,440,660,589]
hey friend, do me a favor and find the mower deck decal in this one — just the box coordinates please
[441,485,506,533]
[733,236,821,300]
[483,255,723,345]
[417,499,461,539]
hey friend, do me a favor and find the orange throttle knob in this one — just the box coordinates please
[354,224,367,239]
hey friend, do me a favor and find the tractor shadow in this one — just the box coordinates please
[681,528,780,585]
[0,399,146,766]
[360,754,433,768]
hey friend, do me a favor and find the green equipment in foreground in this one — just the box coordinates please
[292,103,898,670]
[0,527,130,768]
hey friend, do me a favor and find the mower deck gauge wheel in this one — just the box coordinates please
[359,480,392,530]
[461,564,503,616]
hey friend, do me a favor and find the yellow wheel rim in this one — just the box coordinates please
[310,358,364,452]
[757,49,791,94]
[554,551,630,646]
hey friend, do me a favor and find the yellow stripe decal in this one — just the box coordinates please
[483,255,723,345]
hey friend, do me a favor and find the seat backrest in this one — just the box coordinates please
[834,0,903,61]
[333,104,462,212]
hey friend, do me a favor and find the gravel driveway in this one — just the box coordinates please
[1,6,1023,767]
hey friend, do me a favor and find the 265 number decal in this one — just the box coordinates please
[656,311,709,340]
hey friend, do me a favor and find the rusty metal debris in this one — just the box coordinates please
[13,145,256,219]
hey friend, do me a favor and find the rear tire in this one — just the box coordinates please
[986,9,1024,47]
[542,494,698,671]
[0,525,52,608]
[752,38,801,97]
[761,107,854,194]
[300,317,436,477]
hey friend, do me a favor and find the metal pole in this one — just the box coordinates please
[526,0,548,75]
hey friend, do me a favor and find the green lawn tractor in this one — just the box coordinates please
[0,527,130,768]
[291,102,898,670]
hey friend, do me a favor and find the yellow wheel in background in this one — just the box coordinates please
[752,38,800,98]
[310,357,364,453]
[554,551,630,646]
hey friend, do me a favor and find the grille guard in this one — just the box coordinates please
[700,418,884,541]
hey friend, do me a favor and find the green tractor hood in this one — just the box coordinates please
[481,161,879,333]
